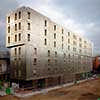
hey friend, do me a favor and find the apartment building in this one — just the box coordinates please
[6,7,93,88]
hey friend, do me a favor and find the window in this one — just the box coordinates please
[54,25,56,31]
[48,59,50,65]
[44,39,47,45]
[79,38,82,42]
[19,22,21,30]
[73,47,76,52]
[62,44,64,49]
[68,45,70,50]
[84,41,87,44]
[64,53,66,58]
[62,29,64,34]
[62,36,64,41]
[55,59,57,65]
[28,34,30,41]
[15,13,17,20]
[15,48,17,55]
[48,50,50,57]
[73,41,77,45]
[19,33,21,41]
[73,35,77,39]
[15,35,17,42]
[15,24,17,31]
[8,17,10,23]
[79,49,82,53]
[54,41,56,47]
[68,54,70,59]
[28,12,30,19]
[19,12,21,19]
[68,32,70,36]
[45,29,47,36]
[34,48,37,55]
[79,44,82,47]
[68,39,70,43]
[8,37,10,43]
[54,33,56,39]
[45,20,47,27]
[84,45,87,48]
[55,51,57,57]
[19,47,21,55]
[8,26,10,33]
[28,23,30,30]
[34,58,37,65]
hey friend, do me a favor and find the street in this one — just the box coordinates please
[0,78,100,100]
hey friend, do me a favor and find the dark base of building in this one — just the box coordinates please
[0,73,10,81]
[10,72,92,90]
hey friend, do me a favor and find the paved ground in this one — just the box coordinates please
[0,78,100,100]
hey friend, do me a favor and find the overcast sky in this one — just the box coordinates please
[0,0,100,56]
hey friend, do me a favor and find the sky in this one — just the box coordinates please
[0,0,100,56]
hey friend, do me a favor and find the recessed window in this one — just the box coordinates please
[73,35,77,39]
[79,44,82,47]
[8,17,10,23]
[73,41,77,45]
[15,24,17,31]
[19,22,21,30]
[8,26,10,33]
[84,41,87,44]
[45,20,47,27]
[54,41,56,47]
[45,29,47,36]
[68,32,70,36]
[62,44,64,49]
[73,47,76,52]
[8,37,10,43]
[19,33,21,41]
[28,23,30,30]
[28,12,30,19]
[28,34,30,41]
[55,59,57,65]
[79,49,82,53]
[34,48,37,55]
[44,39,47,45]
[62,29,64,34]
[68,54,70,59]
[68,45,70,50]
[54,33,56,39]
[62,36,64,41]
[68,39,70,44]
[48,50,50,57]
[54,25,56,31]
[55,51,57,57]
[15,13,17,20]
[79,38,82,42]
[64,53,66,58]
[15,48,17,55]
[19,47,21,55]
[15,35,17,42]
[19,12,21,19]
[48,59,50,65]
[34,58,37,65]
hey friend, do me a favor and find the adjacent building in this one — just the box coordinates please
[6,7,93,88]
[0,48,10,80]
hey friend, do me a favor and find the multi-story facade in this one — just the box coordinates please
[6,7,93,88]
